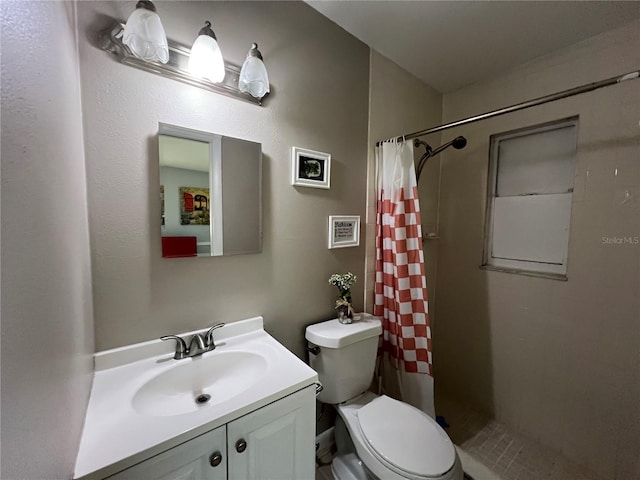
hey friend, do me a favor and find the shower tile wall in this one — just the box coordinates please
[435,19,640,480]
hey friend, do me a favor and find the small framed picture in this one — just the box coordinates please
[291,146,331,189]
[328,215,360,249]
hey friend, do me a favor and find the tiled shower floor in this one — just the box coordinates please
[436,393,608,480]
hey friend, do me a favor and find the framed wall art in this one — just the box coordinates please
[328,215,360,249]
[291,146,331,189]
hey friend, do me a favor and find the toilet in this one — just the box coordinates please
[306,316,463,480]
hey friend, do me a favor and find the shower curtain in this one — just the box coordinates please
[374,139,435,417]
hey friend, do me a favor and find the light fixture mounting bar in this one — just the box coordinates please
[100,21,264,106]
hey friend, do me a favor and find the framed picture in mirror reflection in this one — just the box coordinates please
[179,187,210,225]
[291,146,331,189]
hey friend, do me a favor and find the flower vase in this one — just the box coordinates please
[337,303,354,324]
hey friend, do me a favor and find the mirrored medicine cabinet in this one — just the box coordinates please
[159,123,262,258]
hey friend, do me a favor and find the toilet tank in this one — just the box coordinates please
[305,316,382,404]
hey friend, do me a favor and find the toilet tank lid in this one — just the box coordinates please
[305,315,382,348]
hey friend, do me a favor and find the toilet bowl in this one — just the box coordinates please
[333,392,462,480]
[305,317,462,480]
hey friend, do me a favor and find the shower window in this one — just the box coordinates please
[482,117,578,279]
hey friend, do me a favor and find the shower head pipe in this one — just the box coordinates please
[414,138,432,154]
[415,136,467,182]
[430,136,467,156]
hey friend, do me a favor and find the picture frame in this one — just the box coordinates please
[291,146,331,189]
[328,215,360,249]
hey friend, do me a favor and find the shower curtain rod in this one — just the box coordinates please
[376,69,640,146]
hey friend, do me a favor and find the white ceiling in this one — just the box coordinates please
[306,1,640,93]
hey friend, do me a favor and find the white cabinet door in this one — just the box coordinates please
[227,386,316,480]
[107,426,227,480]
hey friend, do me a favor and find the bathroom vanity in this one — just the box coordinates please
[74,317,318,480]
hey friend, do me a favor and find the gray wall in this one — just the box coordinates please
[435,20,640,479]
[0,1,95,479]
[77,1,370,355]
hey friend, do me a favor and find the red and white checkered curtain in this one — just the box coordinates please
[374,139,432,376]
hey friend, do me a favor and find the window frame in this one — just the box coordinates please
[481,116,579,280]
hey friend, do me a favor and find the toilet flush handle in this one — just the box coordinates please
[306,344,320,355]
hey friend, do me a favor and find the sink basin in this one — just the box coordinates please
[132,350,268,416]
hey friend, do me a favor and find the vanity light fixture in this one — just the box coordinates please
[239,43,270,99]
[188,21,226,83]
[101,19,268,105]
[122,0,169,64]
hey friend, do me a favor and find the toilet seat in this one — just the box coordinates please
[356,395,456,478]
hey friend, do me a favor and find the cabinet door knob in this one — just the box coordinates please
[209,451,222,467]
[235,439,247,453]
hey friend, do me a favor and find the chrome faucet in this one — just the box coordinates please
[161,323,225,360]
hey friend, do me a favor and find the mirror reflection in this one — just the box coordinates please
[159,124,262,257]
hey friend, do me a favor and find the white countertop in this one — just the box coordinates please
[74,316,318,479]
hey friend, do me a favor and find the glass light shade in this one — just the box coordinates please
[122,6,169,64]
[189,35,225,83]
[239,56,270,98]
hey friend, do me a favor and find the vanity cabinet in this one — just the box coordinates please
[227,384,315,480]
[107,426,227,480]
[107,386,315,480]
